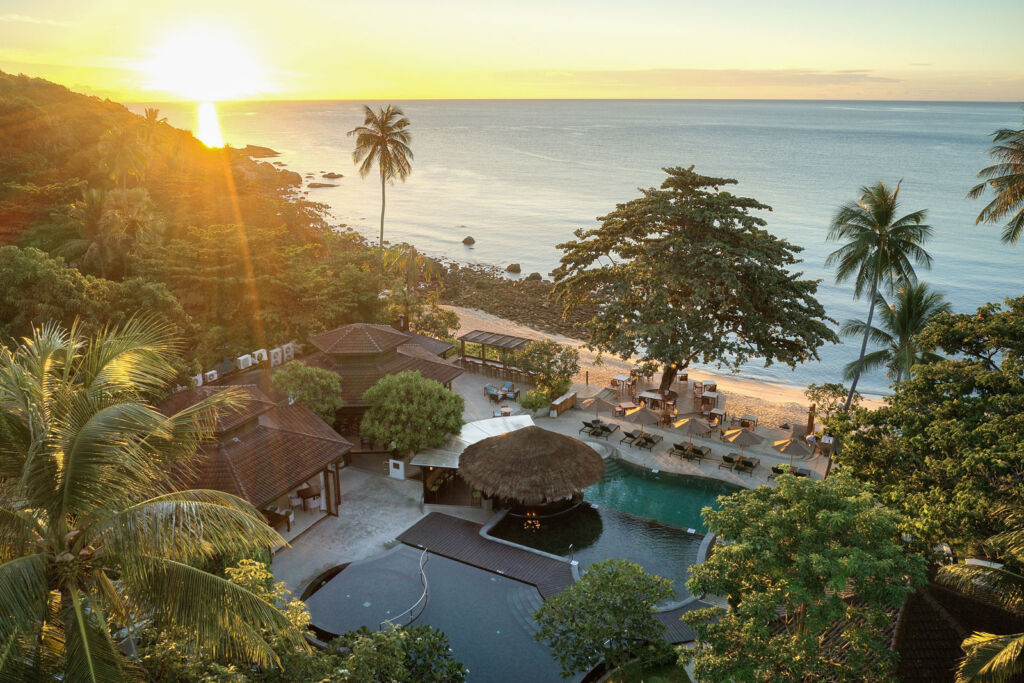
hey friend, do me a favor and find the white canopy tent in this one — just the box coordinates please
[410,415,535,470]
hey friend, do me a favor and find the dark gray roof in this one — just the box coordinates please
[457,330,530,350]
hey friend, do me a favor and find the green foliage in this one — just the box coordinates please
[360,371,464,453]
[519,389,551,413]
[831,297,1024,554]
[839,281,950,383]
[410,292,460,341]
[553,166,836,390]
[968,120,1024,246]
[513,339,579,401]
[0,320,303,680]
[804,382,861,420]
[935,506,1024,683]
[333,625,467,682]
[826,180,933,402]
[271,360,345,422]
[533,558,675,677]
[684,473,926,682]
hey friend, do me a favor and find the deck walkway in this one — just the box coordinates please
[397,512,575,599]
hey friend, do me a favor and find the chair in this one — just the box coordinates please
[668,442,688,458]
[768,465,787,480]
[594,423,618,439]
[579,421,596,435]
[719,453,738,471]
[620,429,641,446]
[735,458,756,476]
[638,434,662,451]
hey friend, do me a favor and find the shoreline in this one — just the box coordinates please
[444,304,885,428]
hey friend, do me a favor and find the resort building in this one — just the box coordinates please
[159,384,352,542]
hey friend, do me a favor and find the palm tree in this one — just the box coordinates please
[99,126,144,191]
[840,281,950,384]
[58,188,160,279]
[826,180,934,408]
[968,122,1024,246]
[383,243,444,324]
[347,105,413,263]
[936,507,1024,682]
[0,319,303,680]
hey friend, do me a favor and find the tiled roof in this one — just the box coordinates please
[307,323,410,355]
[404,331,454,357]
[159,384,276,434]
[305,351,463,405]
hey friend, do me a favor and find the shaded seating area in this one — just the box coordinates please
[457,330,532,381]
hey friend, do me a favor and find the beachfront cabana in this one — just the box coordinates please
[458,425,605,510]
[457,330,531,378]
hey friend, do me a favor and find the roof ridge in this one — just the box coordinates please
[218,440,252,503]
[266,407,350,445]
[921,586,970,639]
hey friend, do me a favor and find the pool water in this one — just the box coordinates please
[585,459,740,530]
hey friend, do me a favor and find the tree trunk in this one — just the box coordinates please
[658,362,681,393]
[379,170,387,270]
[845,278,878,410]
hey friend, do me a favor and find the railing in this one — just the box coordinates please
[380,548,430,631]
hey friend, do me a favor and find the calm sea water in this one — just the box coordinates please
[135,100,1024,395]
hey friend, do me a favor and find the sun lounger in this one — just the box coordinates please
[593,423,619,439]
[668,442,688,458]
[579,421,596,435]
[768,465,789,480]
[637,434,663,450]
[719,453,738,471]
[684,445,707,462]
[620,429,641,445]
[735,457,759,476]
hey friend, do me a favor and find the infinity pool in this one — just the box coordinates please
[487,460,741,601]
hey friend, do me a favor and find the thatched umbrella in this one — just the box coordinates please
[773,436,811,467]
[721,427,764,457]
[458,426,605,505]
[673,417,710,446]
[579,395,617,419]
[623,406,662,434]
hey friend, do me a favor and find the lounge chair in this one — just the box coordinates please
[668,442,688,458]
[593,423,619,439]
[684,445,706,462]
[620,429,641,446]
[735,458,756,476]
[719,453,738,471]
[768,465,788,480]
[637,434,663,450]
[501,381,519,400]
[579,421,596,435]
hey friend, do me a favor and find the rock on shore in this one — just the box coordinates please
[308,182,338,188]
[462,236,475,245]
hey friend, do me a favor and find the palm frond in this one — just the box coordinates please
[0,554,50,644]
[936,564,1024,615]
[64,587,127,683]
[957,631,1024,683]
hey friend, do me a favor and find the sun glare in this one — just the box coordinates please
[144,26,267,102]
[196,102,224,147]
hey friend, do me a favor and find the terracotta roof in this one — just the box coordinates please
[159,384,276,434]
[404,331,454,357]
[307,323,410,355]
[305,351,463,405]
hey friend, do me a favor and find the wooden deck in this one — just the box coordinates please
[397,512,575,599]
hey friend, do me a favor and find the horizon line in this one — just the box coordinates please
[123,96,1024,105]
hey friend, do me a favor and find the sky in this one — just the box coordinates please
[1,0,1023,101]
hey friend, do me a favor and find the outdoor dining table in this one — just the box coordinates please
[709,407,727,422]
[612,374,631,388]
[740,413,758,429]
[700,391,719,407]
[703,381,717,393]
[615,401,637,416]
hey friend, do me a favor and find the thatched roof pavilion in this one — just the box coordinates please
[458,426,605,505]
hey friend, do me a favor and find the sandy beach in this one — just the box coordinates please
[445,305,884,429]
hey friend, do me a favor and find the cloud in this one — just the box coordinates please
[0,14,67,27]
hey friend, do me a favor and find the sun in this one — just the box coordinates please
[144,26,267,102]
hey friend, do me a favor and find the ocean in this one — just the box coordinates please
[133,99,1024,395]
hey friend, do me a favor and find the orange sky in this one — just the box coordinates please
[2,1,1023,101]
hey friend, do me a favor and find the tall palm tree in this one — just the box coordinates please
[826,180,934,408]
[99,126,144,191]
[968,122,1024,246]
[347,105,413,263]
[840,281,950,384]
[0,319,303,680]
[58,188,160,279]
[937,507,1024,682]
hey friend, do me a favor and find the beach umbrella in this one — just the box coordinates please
[773,437,812,467]
[579,395,617,419]
[623,406,662,434]
[721,427,764,457]
[673,417,710,446]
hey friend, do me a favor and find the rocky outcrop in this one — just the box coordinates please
[307,182,338,188]
[526,272,542,281]
[323,172,343,179]
[505,263,521,274]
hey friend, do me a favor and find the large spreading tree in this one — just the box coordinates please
[360,370,465,454]
[830,296,1024,553]
[684,473,926,682]
[552,166,837,392]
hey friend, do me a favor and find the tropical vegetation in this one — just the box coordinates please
[270,360,345,422]
[839,281,950,383]
[684,473,927,682]
[969,119,1024,245]
[553,166,837,393]
[0,320,303,680]
[826,179,933,406]
[533,559,675,678]
[348,105,413,258]
[360,370,465,454]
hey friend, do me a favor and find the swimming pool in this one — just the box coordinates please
[586,458,741,530]
[485,459,741,601]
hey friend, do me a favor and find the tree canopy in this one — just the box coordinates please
[271,360,345,423]
[684,473,926,682]
[533,558,675,677]
[552,166,836,390]
[360,370,465,454]
[830,296,1024,553]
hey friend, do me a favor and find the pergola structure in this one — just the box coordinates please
[457,330,530,373]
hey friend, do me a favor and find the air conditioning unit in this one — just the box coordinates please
[236,354,255,370]
[204,370,218,384]
[270,347,284,367]
[252,348,268,364]
[191,373,203,387]
[282,342,295,362]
